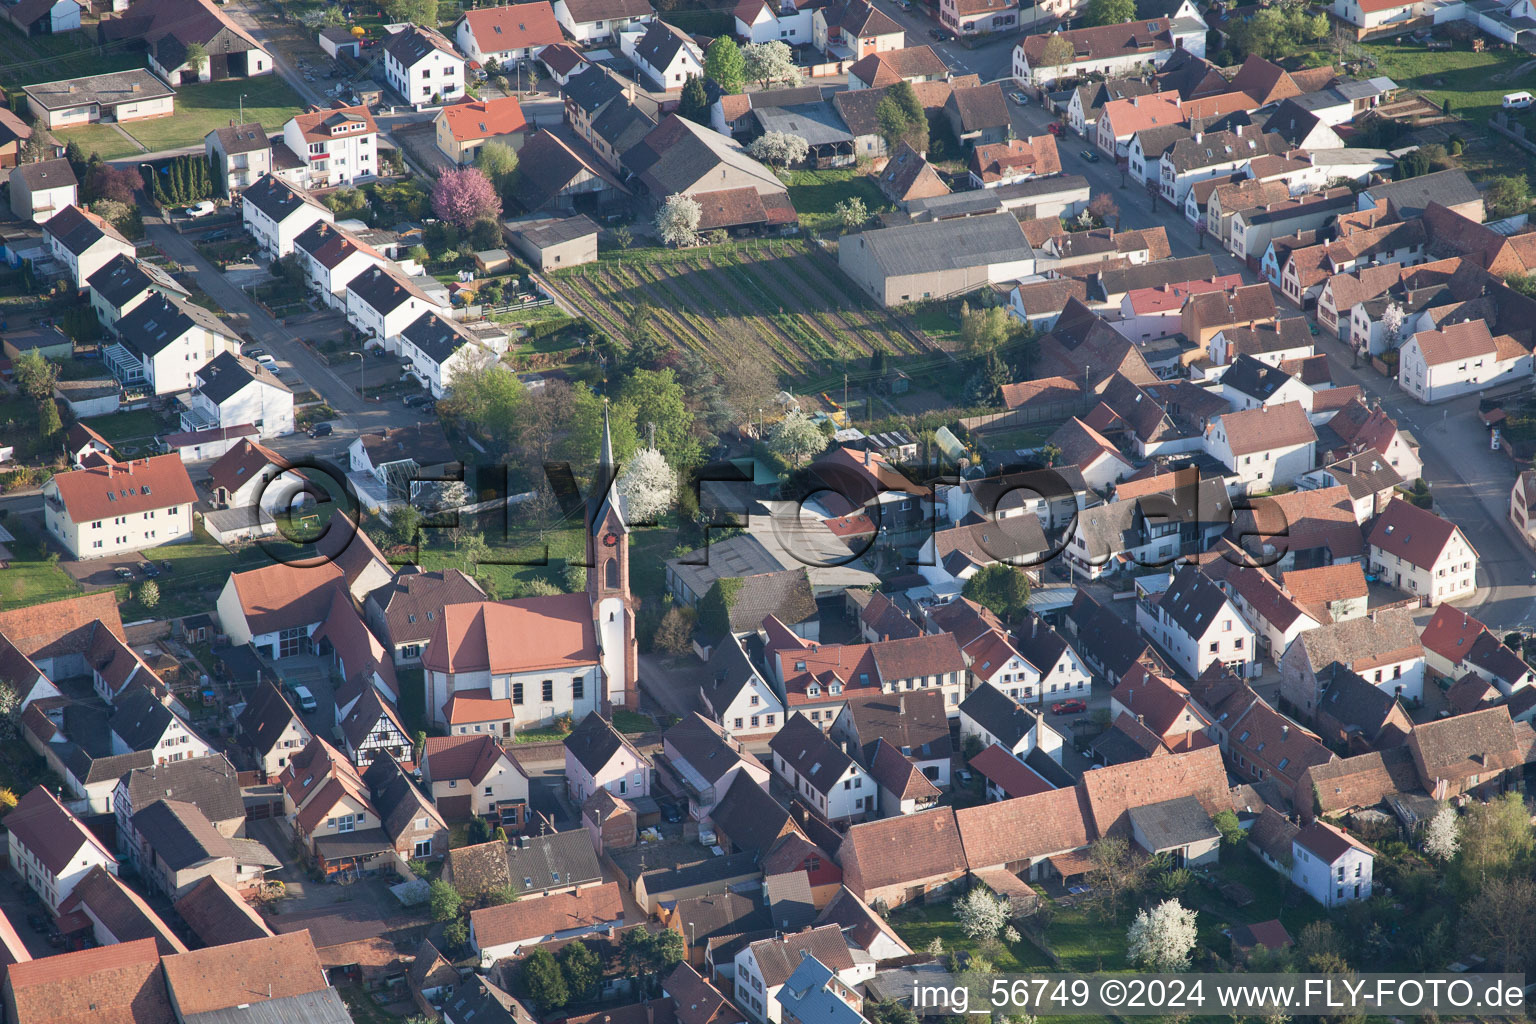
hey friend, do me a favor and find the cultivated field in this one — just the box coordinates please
[545,238,939,384]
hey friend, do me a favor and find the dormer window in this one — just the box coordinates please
[807,684,821,696]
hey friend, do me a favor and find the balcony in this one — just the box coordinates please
[177,392,219,433]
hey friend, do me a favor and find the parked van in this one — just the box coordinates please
[1505,92,1534,109]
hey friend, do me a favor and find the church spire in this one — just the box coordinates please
[599,398,616,479]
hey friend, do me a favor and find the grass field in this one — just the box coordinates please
[782,166,892,236]
[86,409,170,446]
[115,530,269,619]
[0,24,143,92]
[0,518,80,611]
[545,237,934,387]
[55,122,143,161]
[123,77,305,153]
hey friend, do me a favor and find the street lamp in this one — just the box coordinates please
[239,93,248,125]
[347,350,365,401]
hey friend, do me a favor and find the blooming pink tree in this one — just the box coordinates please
[431,166,502,232]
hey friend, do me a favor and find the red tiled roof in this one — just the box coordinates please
[968,742,1053,799]
[1365,497,1465,571]
[291,103,377,144]
[5,938,171,1024]
[160,931,328,1015]
[3,787,114,876]
[49,454,196,524]
[460,2,563,51]
[1418,604,1487,665]
[1079,744,1229,837]
[439,96,528,143]
[228,562,346,637]
[424,595,598,675]
[425,733,524,786]
[469,881,624,949]
[954,785,1091,868]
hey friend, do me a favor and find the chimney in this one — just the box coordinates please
[1193,131,1202,144]
[132,82,140,93]
[1136,713,1144,725]
[899,695,905,715]
[1282,724,1289,740]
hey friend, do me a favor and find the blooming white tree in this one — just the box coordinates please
[955,888,1010,941]
[767,411,827,465]
[834,196,868,233]
[1424,804,1460,861]
[748,130,810,169]
[1125,898,1198,972]
[742,41,803,88]
[656,193,702,248]
[617,446,676,522]
[1380,301,1406,348]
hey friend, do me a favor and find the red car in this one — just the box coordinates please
[1047,121,1065,136]
[1051,699,1087,715]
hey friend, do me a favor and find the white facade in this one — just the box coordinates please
[1136,582,1256,679]
[110,710,215,764]
[346,280,439,351]
[770,749,875,822]
[1368,527,1477,606]
[735,0,813,43]
[621,23,703,89]
[384,32,464,104]
[180,367,295,440]
[712,675,785,737]
[10,172,76,224]
[48,222,134,290]
[242,191,333,258]
[430,661,604,736]
[281,115,378,189]
[958,704,1064,763]
[297,238,384,311]
[1290,831,1372,907]
[1397,332,1532,404]
[1203,420,1315,495]
[43,479,194,560]
[8,824,116,914]
[553,0,653,43]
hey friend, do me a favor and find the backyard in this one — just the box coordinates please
[53,122,143,161]
[544,237,935,388]
[121,77,306,153]
[0,517,80,611]
[782,166,891,237]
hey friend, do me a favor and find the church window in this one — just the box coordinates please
[572,677,584,700]
[605,558,619,590]
[513,683,523,704]
[542,679,554,702]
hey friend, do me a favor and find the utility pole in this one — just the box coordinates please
[239,93,247,125]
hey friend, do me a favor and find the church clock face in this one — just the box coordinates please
[602,532,619,547]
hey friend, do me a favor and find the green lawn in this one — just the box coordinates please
[86,409,170,446]
[55,122,143,161]
[124,77,305,153]
[783,167,891,236]
[611,709,654,733]
[1364,43,1536,131]
[890,903,1055,971]
[0,518,81,611]
[115,531,266,619]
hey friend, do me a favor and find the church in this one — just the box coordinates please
[421,410,638,734]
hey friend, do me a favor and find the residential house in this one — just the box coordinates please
[9,158,76,224]
[215,561,346,654]
[1365,497,1477,606]
[293,221,385,311]
[1228,189,1357,264]
[241,173,334,258]
[421,734,529,821]
[281,104,379,189]
[205,122,274,196]
[454,3,563,65]
[829,688,951,787]
[1011,20,1179,88]
[622,19,702,89]
[179,351,294,440]
[1107,662,1213,750]
[1096,91,1184,160]
[237,680,312,775]
[1290,820,1373,906]
[553,0,654,44]
[1158,126,1287,206]
[43,452,196,559]
[435,97,528,164]
[384,25,463,104]
[400,309,507,399]
[1407,705,1530,800]
[1313,665,1414,751]
[338,685,411,769]
[56,864,186,955]
[661,712,771,820]
[813,0,903,60]
[106,290,241,395]
[944,82,1011,146]
[132,798,275,897]
[769,713,877,822]
[1279,607,1424,715]
[564,711,651,803]
[44,204,134,289]
[364,754,451,861]
[1205,560,1321,664]
[702,633,786,741]
[23,69,174,129]
[277,737,388,880]
[846,45,949,89]
[470,882,625,960]
[1398,319,1530,404]
[733,926,864,1024]
[1203,401,1317,494]
[347,263,441,351]
[87,253,189,332]
[365,569,486,666]
[734,0,815,43]
[1137,564,1258,679]
[958,682,1066,764]
[5,787,117,912]
[110,684,216,764]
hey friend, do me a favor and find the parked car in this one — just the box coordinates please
[138,561,160,578]
[113,566,133,581]
[187,201,216,218]
[160,559,173,572]
[243,347,266,359]
[1047,121,1065,135]
[309,422,334,438]
[1052,698,1088,715]
[255,354,277,367]
[26,915,47,933]
[402,393,423,407]
[1010,90,1028,105]
[1080,148,1100,163]
[287,683,319,713]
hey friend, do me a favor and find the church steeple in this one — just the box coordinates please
[586,400,637,711]
[589,400,626,535]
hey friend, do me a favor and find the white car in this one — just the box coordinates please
[255,353,278,367]
[187,201,216,218]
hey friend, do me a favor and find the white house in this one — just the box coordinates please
[88,254,190,332]
[281,104,379,189]
[383,25,464,105]
[9,158,76,224]
[205,123,274,196]
[215,561,346,656]
[347,264,441,351]
[702,633,786,741]
[399,310,507,399]
[1365,497,1477,606]
[553,0,654,44]
[1218,354,1316,412]
[293,221,385,310]
[43,453,196,559]
[1203,402,1317,495]
[470,882,624,962]
[421,734,530,820]
[179,351,295,440]
[1014,615,1093,704]
[563,710,650,804]
[4,788,117,913]
[734,926,867,1024]
[1136,564,1257,679]
[734,0,814,43]
[454,2,565,65]
[662,713,771,821]
[1331,0,1428,31]
[769,713,876,822]
[1397,319,1531,405]
[1290,820,1373,907]
[241,173,334,258]
[957,683,1065,763]
[44,205,134,290]
[620,20,702,90]
[1011,21,1179,89]
[106,292,241,396]
[109,686,216,765]
[1047,417,1134,492]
